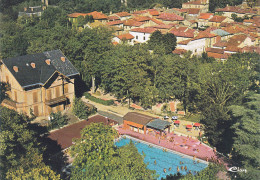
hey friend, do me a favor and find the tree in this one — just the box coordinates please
[70,123,156,179]
[0,107,59,179]
[72,97,91,119]
[229,93,260,180]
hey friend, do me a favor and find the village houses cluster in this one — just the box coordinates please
[68,0,260,60]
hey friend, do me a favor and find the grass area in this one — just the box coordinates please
[183,113,202,123]
[84,92,114,106]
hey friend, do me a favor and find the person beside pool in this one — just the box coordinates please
[154,160,157,165]
[169,167,172,171]
[163,168,166,173]
[193,156,196,160]
[185,166,187,171]
[177,166,180,172]
[181,166,184,170]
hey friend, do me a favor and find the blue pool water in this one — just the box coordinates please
[115,137,208,180]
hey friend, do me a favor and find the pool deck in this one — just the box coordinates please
[117,126,218,162]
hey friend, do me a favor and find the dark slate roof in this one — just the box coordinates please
[2,50,79,88]
[98,110,123,125]
[146,119,171,130]
[123,112,154,125]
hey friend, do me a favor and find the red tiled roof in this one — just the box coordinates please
[170,27,195,38]
[116,12,131,17]
[151,24,174,29]
[178,39,191,45]
[123,20,144,27]
[216,6,239,12]
[108,16,120,20]
[117,33,134,40]
[227,34,248,46]
[133,16,151,22]
[147,9,159,16]
[157,13,184,21]
[133,10,147,14]
[242,46,260,54]
[172,48,187,55]
[193,31,217,40]
[172,8,187,13]
[207,52,230,59]
[206,48,224,54]
[213,41,228,48]
[107,20,123,26]
[87,11,108,20]
[225,46,242,52]
[186,8,200,14]
[209,15,226,23]
[150,18,164,25]
[199,13,214,20]
[48,115,118,149]
[130,27,157,34]
[183,0,207,5]
[112,41,119,45]
[68,13,88,18]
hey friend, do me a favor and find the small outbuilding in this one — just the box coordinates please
[146,118,171,135]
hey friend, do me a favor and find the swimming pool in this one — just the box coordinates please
[115,136,208,180]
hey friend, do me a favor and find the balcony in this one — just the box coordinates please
[45,95,67,106]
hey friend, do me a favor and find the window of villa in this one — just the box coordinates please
[56,86,60,97]
[34,105,39,116]
[64,84,69,94]
[143,36,145,40]
[47,89,52,100]
[136,36,138,39]
[33,92,38,103]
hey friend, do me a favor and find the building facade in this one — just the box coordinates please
[0,50,79,117]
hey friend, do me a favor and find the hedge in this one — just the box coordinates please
[84,92,114,106]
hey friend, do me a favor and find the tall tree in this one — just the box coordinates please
[229,93,260,180]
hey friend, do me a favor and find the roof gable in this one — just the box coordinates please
[123,112,154,125]
[2,50,79,88]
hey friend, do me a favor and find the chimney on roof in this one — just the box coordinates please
[61,57,66,62]
[13,66,18,72]
[31,63,36,68]
[45,59,51,65]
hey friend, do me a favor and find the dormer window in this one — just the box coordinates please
[45,59,51,65]
[61,57,66,62]
[13,66,18,72]
[31,63,36,68]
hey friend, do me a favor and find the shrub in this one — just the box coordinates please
[49,111,68,129]
[72,98,90,119]
[84,92,114,106]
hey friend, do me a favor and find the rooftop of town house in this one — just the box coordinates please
[209,15,227,23]
[1,50,79,88]
[87,11,108,20]
[123,19,145,27]
[198,13,214,19]
[215,5,240,12]
[130,27,158,34]
[172,48,187,55]
[132,10,147,15]
[157,13,184,21]
[213,41,228,48]
[132,16,151,22]
[225,45,242,52]
[211,29,230,36]
[172,8,188,13]
[151,24,175,29]
[107,20,123,26]
[117,33,134,40]
[178,39,191,45]
[108,15,120,21]
[206,47,225,54]
[68,12,88,18]
[170,27,195,38]
[242,46,260,54]
[150,18,164,25]
[193,31,217,40]
[184,8,200,14]
[183,0,208,5]
[147,9,160,16]
[115,12,132,17]
[207,52,230,59]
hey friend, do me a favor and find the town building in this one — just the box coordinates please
[0,50,79,117]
